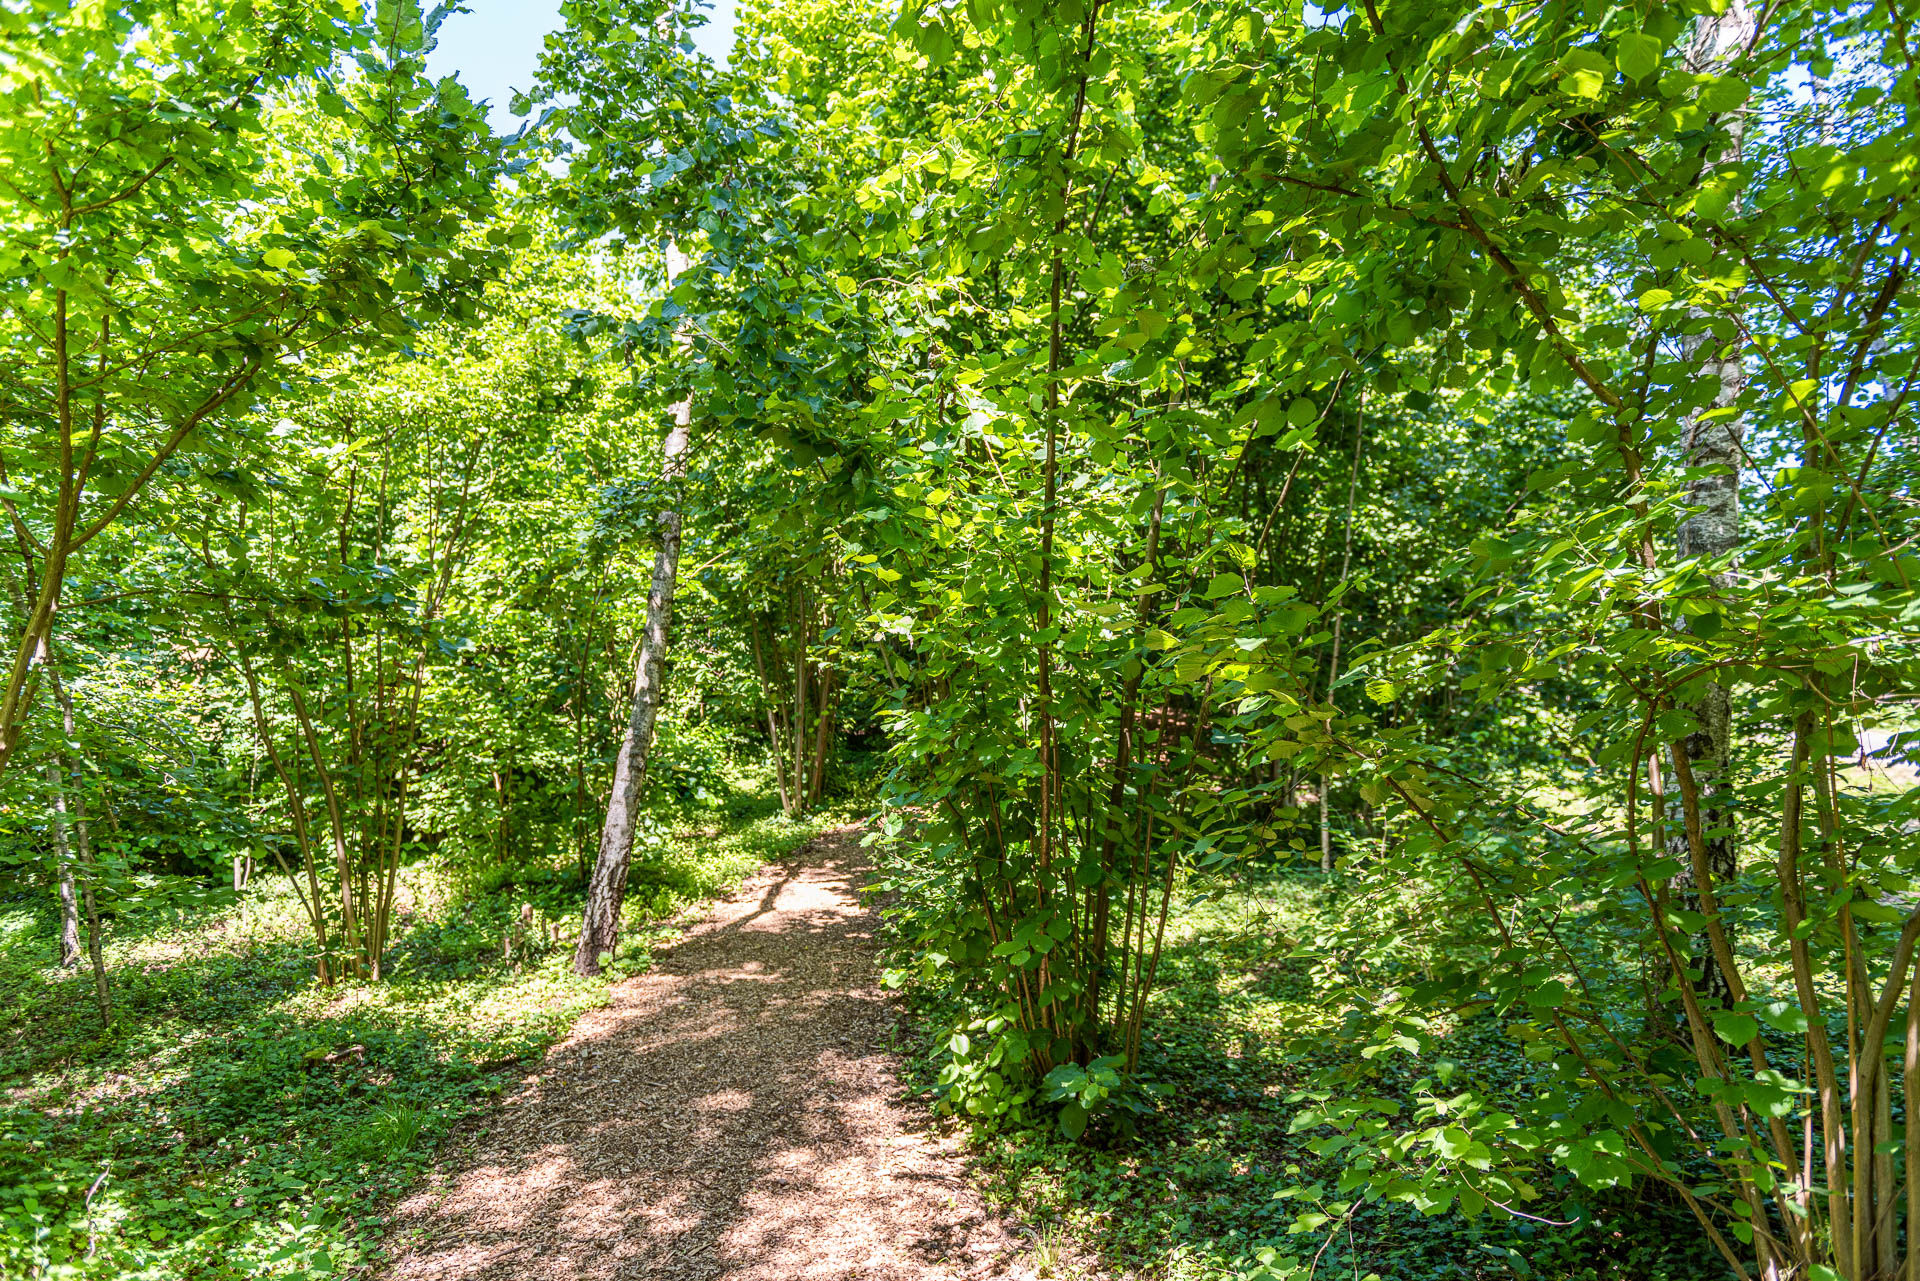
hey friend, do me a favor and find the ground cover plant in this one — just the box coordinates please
[0,778,847,1279]
[897,863,1739,1280]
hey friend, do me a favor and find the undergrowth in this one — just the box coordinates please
[894,868,1733,1281]
[0,783,848,1280]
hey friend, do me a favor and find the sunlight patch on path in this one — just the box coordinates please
[385,829,1042,1281]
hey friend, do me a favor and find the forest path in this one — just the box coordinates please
[385,828,1041,1281]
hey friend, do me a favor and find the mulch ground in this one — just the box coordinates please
[384,827,1047,1281]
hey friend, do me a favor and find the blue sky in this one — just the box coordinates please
[426,0,738,133]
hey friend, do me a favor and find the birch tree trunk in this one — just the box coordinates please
[63,761,108,1025]
[47,667,107,1022]
[48,761,82,968]
[1668,0,1755,1007]
[574,242,694,975]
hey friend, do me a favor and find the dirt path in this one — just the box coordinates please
[386,828,1040,1281]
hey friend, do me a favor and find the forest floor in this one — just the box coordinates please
[909,867,1732,1281]
[0,788,855,1280]
[383,827,1050,1281]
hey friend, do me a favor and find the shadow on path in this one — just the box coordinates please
[385,828,1037,1281]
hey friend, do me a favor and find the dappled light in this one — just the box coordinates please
[387,834,1029,1281]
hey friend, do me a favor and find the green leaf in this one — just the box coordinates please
[1710,1010,1759,1046]
[1558,48,1610,99]
[1205,573,1245,599]
[1699,76,1749,112]
[1435,1125,1473,1158]
[1756,1001,1809,1035]
[1614,32,1662,80]
[1058,1101,1088,1139]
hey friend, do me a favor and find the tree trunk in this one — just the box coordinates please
[66,765,107,1025]
[234,652,333,984]
[47,669,107,1022]
[1320,400,1366,872]
[749,622,794,817]
[791,583,809,813]
[1668,0,1755,1007]
[808,662,834,806]
[283,671,363,978]
[575,242,694,975]
[48,761,82,968]
[1089,482,1165,1039]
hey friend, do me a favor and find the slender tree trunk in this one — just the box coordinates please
[1088,482,1165,1039]
[808,662,834,806]
[47,761,82,968]
[283,672,363,978]
[493,760,509,862]
[234,658,333,982]
[1033,0,1104,1060]
[750,623,794,816]
[571,622,593,883]
[1320,400,1366,872]
[574,748,591,881]
[1668,0,1755,1007]
[66,766,107,1025]
[575,243,694,975]
[791,583,809,813]
[47,669,106,1022]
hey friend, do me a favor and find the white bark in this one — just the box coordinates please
[48,667,108,1021]
[1679,0,1755,578]
[1668,0,1756,1008]
[575,242,695,974]
[48,761,82,968]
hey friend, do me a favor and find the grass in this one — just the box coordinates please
[0,782,853,1281]
[900,868,1734,1281]
[1030,1220,1072,1277]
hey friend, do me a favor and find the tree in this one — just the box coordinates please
[576,243,694,974]
[1171,0,1919,1275]
[42,664,107,1021]
[541,0,884,967]
[0,0,502,778]
[171,244,647,983]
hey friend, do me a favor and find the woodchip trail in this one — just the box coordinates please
[385,827,1044,1281]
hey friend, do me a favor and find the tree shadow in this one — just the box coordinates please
[0,848,755,1274]
[384,837,1018,1280]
